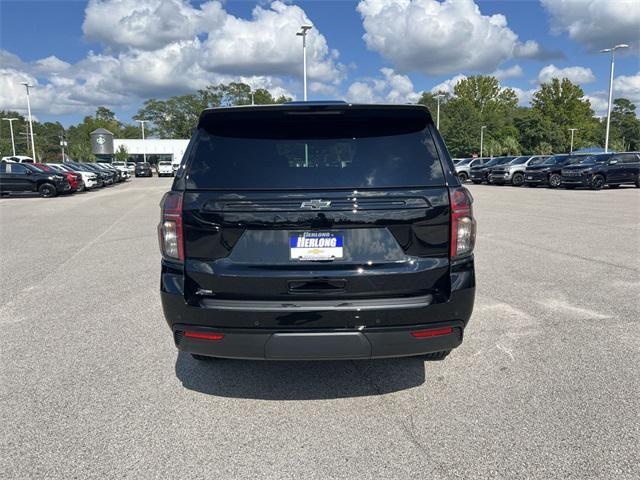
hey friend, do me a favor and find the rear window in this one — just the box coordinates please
[185,107,444,190]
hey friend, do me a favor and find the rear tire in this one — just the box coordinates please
[421,350,451,361]
[458,172,468,182]
[548,174,562,189]
[38,183,57,198]
[512,172,524,186]
[591,174,605,190]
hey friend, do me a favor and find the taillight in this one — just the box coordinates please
[158,191,184,262]
[449,186,476,259]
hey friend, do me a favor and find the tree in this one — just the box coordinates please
[609,98,640,150]
[531,78,599,152]
[115,145,129,162]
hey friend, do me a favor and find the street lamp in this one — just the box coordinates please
[20,82,36,161]
[480,125,487,158]
[59,129,67,162]
[568,128,578,154]
[296,24,312,101]
[137,120,148,163]
[434,94,444,130]
[600,43,629,152]
[2,117,18,156]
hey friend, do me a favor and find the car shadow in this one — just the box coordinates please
[175,351,427,400]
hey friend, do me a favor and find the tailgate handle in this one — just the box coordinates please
[288,279,347,293]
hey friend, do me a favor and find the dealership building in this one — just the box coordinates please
[90,128,189,165]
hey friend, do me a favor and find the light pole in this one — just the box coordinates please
[2,117,18,156]
[60,129,67,162]
[296,24,312,101]
[21,82,36,161]
[435,94,444,130]
[137,120,147,163]
[480,125,487,158]
[568,128,578,154]
[600,44,629,152]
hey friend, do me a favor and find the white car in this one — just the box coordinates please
[2,155,34,163]
[110,162,131,179]
[49,163,101,189]
[157,161,174,177]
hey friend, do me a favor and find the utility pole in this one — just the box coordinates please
[297,25,312,101]
[2,117,18,156]
[480,125,487,158]
[60,129,67,162]
[568,128,578,154]
[435,94,444,130]
[600,44,629,152]
[21,82,36,161]
[137,120,147,162]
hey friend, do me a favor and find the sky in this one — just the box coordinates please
[0,0,639,126]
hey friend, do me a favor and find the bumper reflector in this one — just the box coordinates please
[411,327,453,338]
[184,331,224,341]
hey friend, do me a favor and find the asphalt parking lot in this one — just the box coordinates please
[1,179,639,479]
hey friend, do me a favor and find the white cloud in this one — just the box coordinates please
[509,87,536,107]
[492,65,523,81]
[536,64,596,84]
[431,74,467,94]
[201,1,344,83]
[82,0,227,50]
[613,72,640,104]
[345,68,420,103]
[1,1,347,117]
[542,0,640,51]
[357,0,553,76]
[583,94,609,117]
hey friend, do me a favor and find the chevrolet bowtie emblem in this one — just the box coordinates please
[300,199,331,209]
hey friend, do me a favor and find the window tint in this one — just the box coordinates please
[10,164,29,174]
[617,154,639,164]
[186,128,444,189]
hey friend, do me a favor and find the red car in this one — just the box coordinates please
[34,163,84,192]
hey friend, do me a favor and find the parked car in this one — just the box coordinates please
[489,155,549,186]
[455,157,488,182]
[110,162,132,180]
[469,156,514,184]
[1,155,34,163]
[79,163,117,185]
[159,102,476,362]
[157,161,174,177]
[57,163,104,189]
[0,162,70,197]
[524,154,588,188]
[95,162,127,182]
[135,162,153,177]
[561,152,640,189]
[34,163,84,192]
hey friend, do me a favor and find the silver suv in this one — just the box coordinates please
[455,158,489,182]
[489,155,549,186]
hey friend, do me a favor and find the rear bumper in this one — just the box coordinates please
[160,257,475,360]
[173,321,463,360]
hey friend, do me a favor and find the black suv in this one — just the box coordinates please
[135,162,152,177]
[0,162,70,197]
[524,154,587,188]
[159,103,476,361]
[469,156,515,184]
[561,152,640,189]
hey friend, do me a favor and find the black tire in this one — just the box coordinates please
[472,180,482,184]
[512,172,524,187]
[191,353,216,361]
[591,174,605,190]
[421,350,451,361]
[548,173,562,189]
[38,183,57,198]
[608,184,620,189]
[458,172,468,182]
